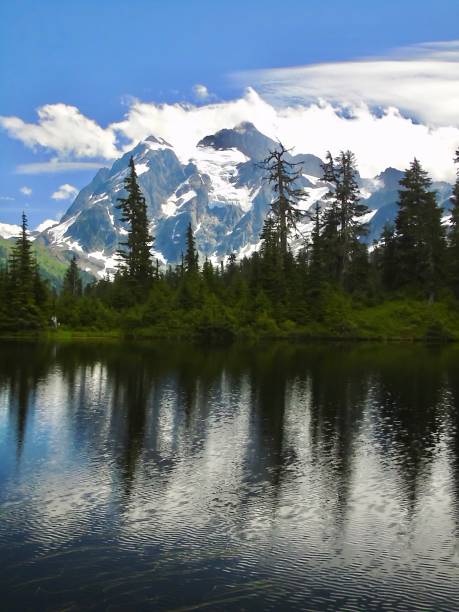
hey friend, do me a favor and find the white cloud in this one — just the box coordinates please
[16,161,106,174]
[0,196,15,201]
[35,219,58,232]
[0,103,118,159]
[51,184,79,200]
[110,87,459,181]
[110,88,279,162]
[3,41,459,182]
[192,84,212,101]
[20,186,32,196]
[234,40,459,129]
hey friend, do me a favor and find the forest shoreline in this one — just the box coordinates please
[3,152,459,344]
[1,309,458,344]
[0,333,455,345]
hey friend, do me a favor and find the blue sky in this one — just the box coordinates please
[1,0,459,226]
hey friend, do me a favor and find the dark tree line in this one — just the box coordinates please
[0,213,51,329]
[2,147,459,337]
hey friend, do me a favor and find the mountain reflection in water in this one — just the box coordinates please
[1,341,459,611]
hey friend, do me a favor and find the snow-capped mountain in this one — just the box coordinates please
[34,123,323,276]
[30,122,452,278]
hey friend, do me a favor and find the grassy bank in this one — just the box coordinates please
[2,298,459,343]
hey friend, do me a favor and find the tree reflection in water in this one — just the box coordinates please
[1,340,459,611]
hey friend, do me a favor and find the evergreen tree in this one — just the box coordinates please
[7,213,43,328]
[345,241,370,296]
[184,222,199,274]
[320,202,341,282]
[374,223,397,292]
[116,157,154,288]
[307,202,328,299]
[202,256,215,288]
[259,215,284,302]
[259,143,307,261]
[33,264,50,309]
[8,212,35,305]
[0,263,8,320]
[448,148,459,296]
[394,158,446,300]
[177,222,200,309]
[227,252,237,275]
[309,203,325,278]
[321,150,369,285]
[63,255,82,296]
[260,216,279,260]
[155,258,160,280]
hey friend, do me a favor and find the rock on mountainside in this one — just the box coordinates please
[31,122,452,278]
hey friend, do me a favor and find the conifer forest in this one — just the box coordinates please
[2,147,459,342]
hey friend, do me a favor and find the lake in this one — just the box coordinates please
[1,340,459,611]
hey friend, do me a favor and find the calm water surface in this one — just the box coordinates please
[1,340,459,611]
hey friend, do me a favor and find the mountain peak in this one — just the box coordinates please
[197,123,275,160]
[121,134,174,169]
[233,121,257,133]
[377,167,404,190]
[143,134,172,148]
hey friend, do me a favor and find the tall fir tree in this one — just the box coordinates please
[345,241,370,296]
[8,212,35,305]
[177,222,200,309]
[321,150,369,285]
[116,157,154,288]
[226,252,237,275]
[259,143,307,261]
[320,203,342,283]
[33,266,50,310]
[7,213,44,328]
[259,215,284,302]
[448,148,459,296]
[394,158,446,300]
[308,202,327,290]
[202,256,215,288]
[63,255,82,296]
[0,263,7,319]
[373,223,397,292]
[184,222,199,274]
